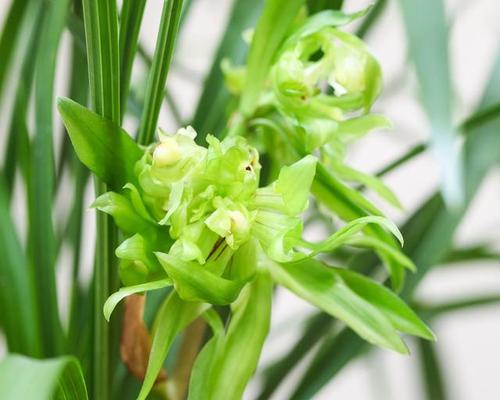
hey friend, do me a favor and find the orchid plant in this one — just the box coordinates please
[56,5,433,399]
[6,0,498,399]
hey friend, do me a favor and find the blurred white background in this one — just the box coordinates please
[1,0,500,399]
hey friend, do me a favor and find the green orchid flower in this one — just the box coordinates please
[272,24,383,148]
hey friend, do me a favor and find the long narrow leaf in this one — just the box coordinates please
[239,0,303,117]
[82,1,120,122]
[119,0,147,117]
[417,295,500,319]
[191,0,264,140]
[138,292,207,400]
[312,168,407,290]
[257,313,332,400]
[335,268,433,339]
[356,0,387,38]
[3,3,43,194]
[64,9,91,358]
[80,1,121,398]
[270,260,408,353]
[306,0,343,14]
[398,0,462,206]
[0,0,28,101]
[209,273,273,399]
[0,355,88,399]
[137,0,184,145]
[369,100,500,182]
[0,176,40,357]
[189,273,273,400]
[416,339,448,400]
[291,329,367,399]
[29,0,70,356]
[188,311,225,400]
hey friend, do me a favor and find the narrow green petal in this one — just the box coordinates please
[270,259,409,353]
[103,279,171,321]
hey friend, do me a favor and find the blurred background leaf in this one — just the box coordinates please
[0,355,88,399]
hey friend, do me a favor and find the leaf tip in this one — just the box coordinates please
[102,299,112,322]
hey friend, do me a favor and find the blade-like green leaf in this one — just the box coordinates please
[188,310,225,400]
[417,295,500,319]
[443,244,500,265]
[0,175,40,357]
[0,0,28,101]
[257,313,333,400]
[136,43,184,126]
[356,0,387,38]
[0,355,88,400]
[138,292,208,400]
[345,236,415,272]
[335,268,434,339]
[57,97,142,189]
[119,0,147,117]
[372,143,427,180]
[334,162,402,208]
[137,0,184,145]
[366,100,500,185]
[200,272,273,400]
[239,0,304,117]
[82,0,120,122]
[416,339,448,400]
[64,12,91,360]
[29,0,70,357]
[214,273,272,399]
[3,2,43,194]
[291,328,367,399]
[306,0,343,14]
[191,0,264,140]
[80,2,121,399]
[270,260,408,353]
[398,0,462,206]
[55,0,88,186]
[303,216,404,253]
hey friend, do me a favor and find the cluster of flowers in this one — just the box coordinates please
[95,126,317,301]
[54,6,436,399]
[96,9,413,311]
[81,9,434,400]
[225,13,399,207]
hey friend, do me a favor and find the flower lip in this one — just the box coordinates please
[153,137,181,167]
[228,210,250,233]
